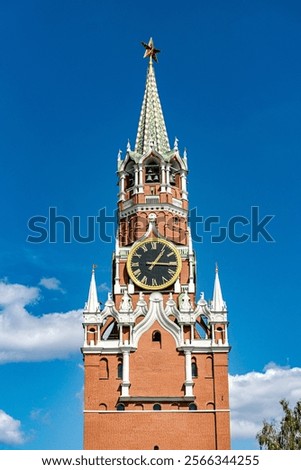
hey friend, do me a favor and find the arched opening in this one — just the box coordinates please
[117,359,123,379]
[152,330,161,342]
[87,327,96,345]
[170,159,181,186]
[216,326,224,344]
[125,160,135,190]
[99,358,109,379]
[205,355,213,378]
[191,357,198,378]
[171,403,179,410]
[102,320,119,340]
[116,403,125,411]
[189,403,197,411]
[153,403,161,411]
[134,404,144,411]
[206,402,215,410]
[154,445,160,450]
[144,157,160,183]
[152,330,162,349]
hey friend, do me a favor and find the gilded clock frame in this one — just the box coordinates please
[126,237,182,290]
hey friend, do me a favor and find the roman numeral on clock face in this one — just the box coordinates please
[133,268,141,276]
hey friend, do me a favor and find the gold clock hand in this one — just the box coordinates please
[148,249,165,270]
[146,261,177,266]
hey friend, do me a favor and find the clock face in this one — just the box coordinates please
[127,238,181,290]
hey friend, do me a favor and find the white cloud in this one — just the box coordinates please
[98,282,110,292]
[230,364,301,443]
[39,277,65,293]
[30,408,51,424]
[0,280,82,364]
[0,410,25,445]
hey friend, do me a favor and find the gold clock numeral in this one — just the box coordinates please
[161,276,168,283]
[131,262,139,267]
[151,242,157,250]
[152,278,158,286]
[167,252,174,258]
[133,268,141,276]
[141,245,148,252]
[141,275,148,284]
[168,268,175,276]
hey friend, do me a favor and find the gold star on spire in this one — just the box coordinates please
[141,37,160,63]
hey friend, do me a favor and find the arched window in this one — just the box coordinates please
[153,404,161,411]
[152,330,162,349]
[205,355,213,378]
[99,358,109,379]
[88,327,96,345]
[154,445,160,450]
[189,403,197,411]
[152,331,161,342]
[170,159,180,186]
[216,326,224,344]
[117,359,123,379]
[145,158,160,183]
[116,403,125,411]
[125,161,135,189]
[134,404,144,411]
[191,357,198,378]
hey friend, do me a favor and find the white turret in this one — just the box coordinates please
[211,264,227,312]
[84,265,100,313]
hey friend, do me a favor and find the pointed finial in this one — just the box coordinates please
[211,264,226,312]
[139,291,144,301]
[85,264,100,312]
[117,149,122,161]
[174,137,179,151]
[127,139,131,152]
[183,148,187,160]
[141,37,160,63]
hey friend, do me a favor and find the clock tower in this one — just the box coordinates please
[82,39,231,450]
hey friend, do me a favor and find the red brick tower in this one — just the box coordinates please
[82,38,231,450]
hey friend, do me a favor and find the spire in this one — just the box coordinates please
[135,38,170,155]
[85,264,100,312]
[211,264,226,312]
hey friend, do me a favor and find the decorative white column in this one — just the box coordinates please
[188,228,195,293]
[133,164,139,194]
[97,324,101,345]
[181,171,188,200]
[160,163,166,192]
[138,162,144,193]
[114,237,121,294]
[118,173,126,202]
[84,325,88,347]
[121,346,131,397]
[166,163,171,192]
[184,348,194,397]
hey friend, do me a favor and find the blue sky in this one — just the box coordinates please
[0,0,301,450]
